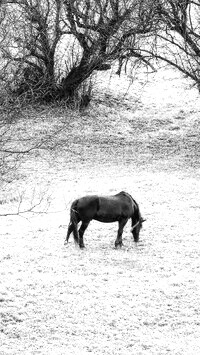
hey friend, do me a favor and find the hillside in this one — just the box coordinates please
[1,68,200,355]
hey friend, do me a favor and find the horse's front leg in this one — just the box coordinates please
[115,218,128,248]
[79,221,90,248]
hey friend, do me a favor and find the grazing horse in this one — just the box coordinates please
[65,191,145,248]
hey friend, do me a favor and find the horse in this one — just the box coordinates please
[64,191,145,248]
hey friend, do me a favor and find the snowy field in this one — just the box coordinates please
[1,68,200,354]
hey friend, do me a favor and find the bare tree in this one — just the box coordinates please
[136,0,200,89]
[0,0,158,102]
[60,0,158,97]
[1,0,200,99]
[0,0,64,100]
[0,102,71,217]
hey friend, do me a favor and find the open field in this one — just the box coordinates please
[1,68,200,354]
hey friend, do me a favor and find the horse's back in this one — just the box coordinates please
[95,192,133,222]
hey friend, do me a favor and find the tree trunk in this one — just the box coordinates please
[59,53,108,99]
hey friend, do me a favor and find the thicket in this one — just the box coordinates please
[0,0,199,106]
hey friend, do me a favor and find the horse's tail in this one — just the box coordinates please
[70,201,79,244]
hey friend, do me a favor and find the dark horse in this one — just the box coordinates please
[65,191,145,248]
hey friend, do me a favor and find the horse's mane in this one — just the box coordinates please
[121,191,141,221]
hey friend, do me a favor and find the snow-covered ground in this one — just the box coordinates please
[1,68,200,354]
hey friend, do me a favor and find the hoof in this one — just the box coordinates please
[115,242,123,248]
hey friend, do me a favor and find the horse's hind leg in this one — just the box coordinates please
[64,222,73,245]
[115,218,128,248]
[78,221,90,249]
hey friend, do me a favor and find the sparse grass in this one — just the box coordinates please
[0,68,200,355]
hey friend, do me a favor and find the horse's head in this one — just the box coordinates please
[131,217,146,242]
